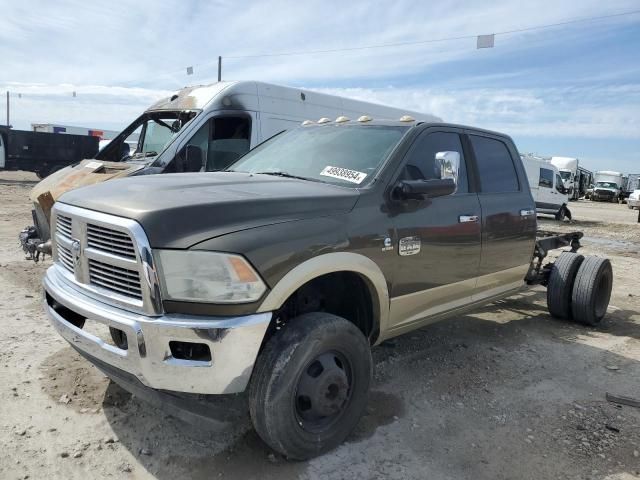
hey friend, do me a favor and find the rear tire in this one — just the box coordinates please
[249,312,372,460]
[571,256,613,326]
[547,252,584,320]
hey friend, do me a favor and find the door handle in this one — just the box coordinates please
[520,209,535,216]
[459,215,479,223]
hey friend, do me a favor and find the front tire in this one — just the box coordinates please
[249,312,372,460]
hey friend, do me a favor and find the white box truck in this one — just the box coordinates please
[592,170,624,203]
[549,156,592,200]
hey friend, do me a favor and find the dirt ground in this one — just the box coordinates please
[0,170,639,480]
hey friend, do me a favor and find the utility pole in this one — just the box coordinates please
[218,56,222,82]
[5,91,9,127]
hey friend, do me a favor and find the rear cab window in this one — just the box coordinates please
[469,135,519,193]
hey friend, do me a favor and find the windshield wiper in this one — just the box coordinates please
[254,171,318,182]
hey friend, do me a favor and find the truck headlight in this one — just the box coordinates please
[156,250,267,303]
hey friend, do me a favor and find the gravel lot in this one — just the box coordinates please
[1,171,639,480]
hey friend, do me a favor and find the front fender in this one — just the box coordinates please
[257,252,390,345]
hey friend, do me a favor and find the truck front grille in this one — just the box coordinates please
[87,224,136,259]
[51,204,161,315]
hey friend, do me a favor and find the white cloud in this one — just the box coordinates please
[315,84,640,139]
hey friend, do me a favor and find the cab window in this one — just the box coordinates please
[555,174,564,193]
[470,135,519,193]
[178,116,251,172]
[401,131,469,194]
[539,168,553,188]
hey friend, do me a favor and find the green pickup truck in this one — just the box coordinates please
[43,117,613,459]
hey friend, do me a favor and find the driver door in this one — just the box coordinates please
[388,129,481,334]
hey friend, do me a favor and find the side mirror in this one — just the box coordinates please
[184,145,204,172]
[435,151,460,187]
[396,178,457,199]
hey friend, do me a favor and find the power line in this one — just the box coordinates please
[220,8,640,60]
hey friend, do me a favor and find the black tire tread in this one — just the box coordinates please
[248,312,372,460]
[547,252,584,319]
[571,256,613,326]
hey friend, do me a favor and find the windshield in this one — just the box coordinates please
[559,171,571,180]
[228,124,408,187]
[596,181,618,188]
[96,110,197,163]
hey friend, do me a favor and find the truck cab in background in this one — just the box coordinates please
[592,170,625,203]
[549,156,591,200]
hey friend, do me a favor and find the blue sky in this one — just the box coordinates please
[1,0,639,172]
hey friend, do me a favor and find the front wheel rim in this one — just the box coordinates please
[294,350,353,433]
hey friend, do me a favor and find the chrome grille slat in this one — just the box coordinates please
[89,271,142,292]
[86,237,136,256]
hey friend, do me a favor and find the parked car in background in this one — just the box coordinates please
[522,154,570,220]
[628,190,640,210]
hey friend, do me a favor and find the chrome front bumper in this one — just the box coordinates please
[43,266,271,395]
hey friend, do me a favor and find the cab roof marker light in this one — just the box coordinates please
[301,120,315,126]
[357,115,372,122]
[317,117,331,124]
[335,116,350,123]
[399,115,415,122]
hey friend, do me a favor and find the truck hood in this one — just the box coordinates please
[29,159,145,204]
[58,172,360,248]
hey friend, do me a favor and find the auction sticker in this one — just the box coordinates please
[320,166,367,184]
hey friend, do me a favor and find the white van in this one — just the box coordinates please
[522,155,570,220]
[91,81,441,174]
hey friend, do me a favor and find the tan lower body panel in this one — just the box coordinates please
[385,264,529,340]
